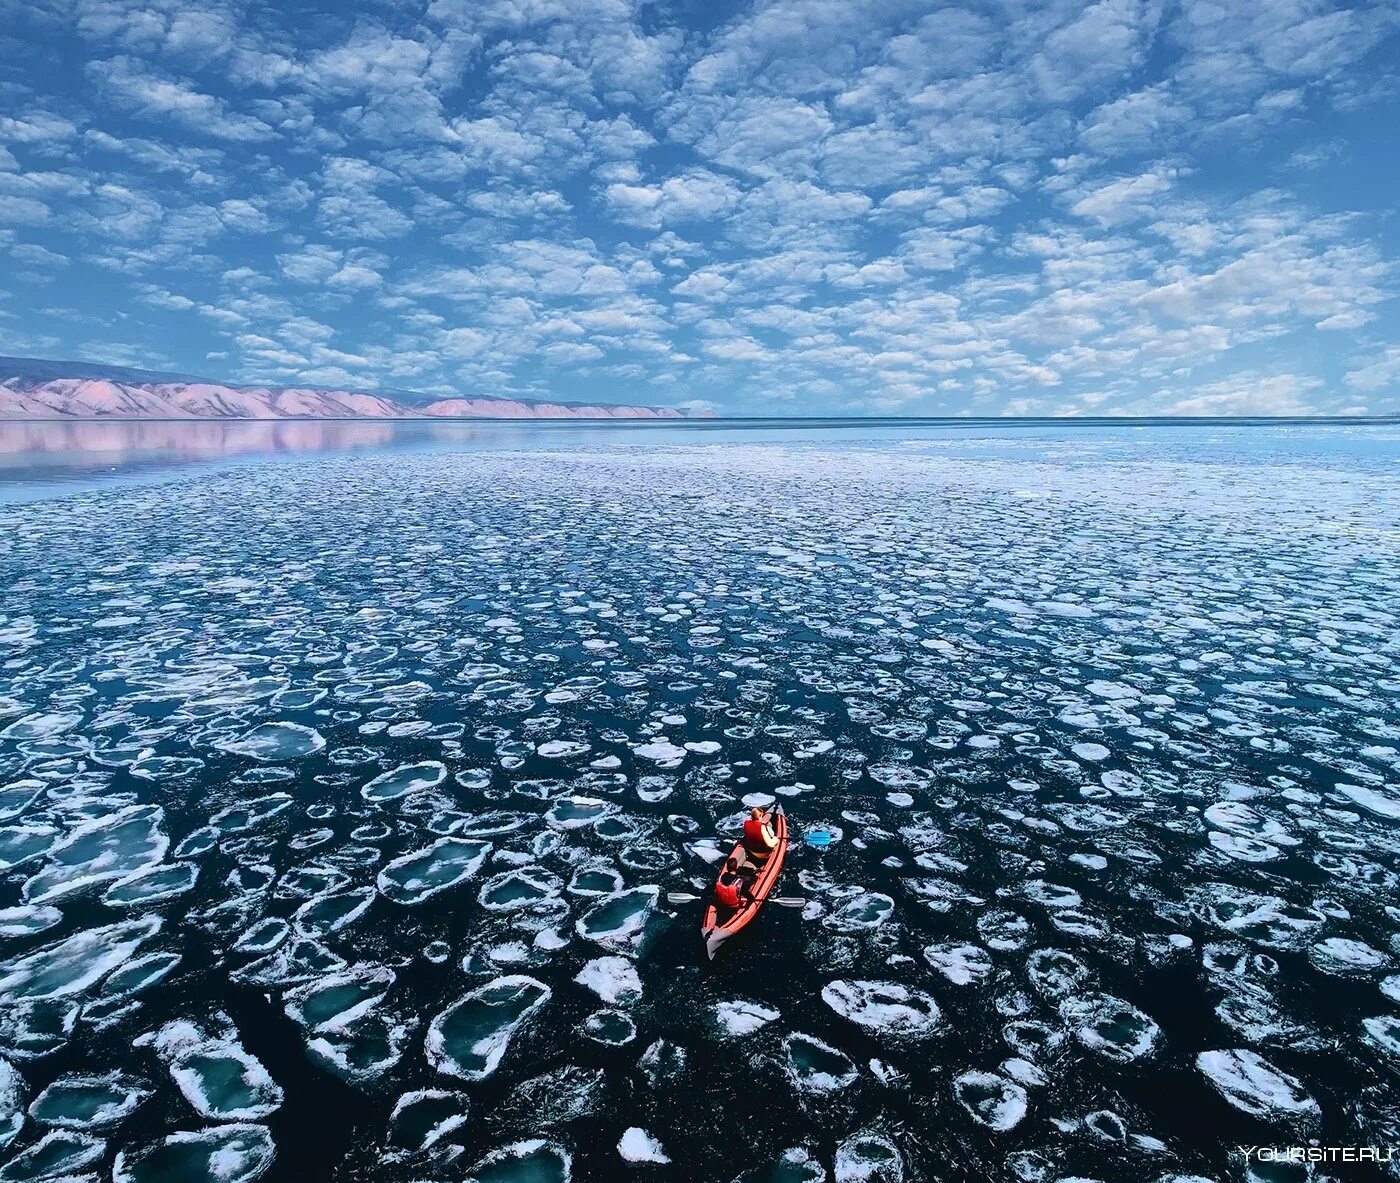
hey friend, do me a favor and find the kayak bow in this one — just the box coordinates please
[700,803,789,960]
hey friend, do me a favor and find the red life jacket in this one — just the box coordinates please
[743,817,774,856]
[715,875,742,909]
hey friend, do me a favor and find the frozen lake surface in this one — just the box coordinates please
[0,421,1398,1182]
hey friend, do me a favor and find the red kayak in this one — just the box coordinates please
[701,804,789,959]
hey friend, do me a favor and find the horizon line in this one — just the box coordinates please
[1,413,1395,426]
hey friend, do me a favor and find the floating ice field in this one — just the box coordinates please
[0,432,1398,1181]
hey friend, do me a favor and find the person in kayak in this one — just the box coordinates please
[713,857,753,911]
[742,805,779,866]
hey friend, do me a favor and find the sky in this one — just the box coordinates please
[0,0,1397,416]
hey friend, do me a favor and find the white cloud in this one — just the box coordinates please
[687,97,833,178]
[1123,372,1327,415]
[0,111,81,144]
[900,226,989,272]
[701,335,770,363]
[305,33,434,95]
[926,185,1012,225]
[466,188,571,218]
[819,125,924,189]
[277,244,384,289]
[603,170,741,229]
[1033,0,1165,101]
[217,198,270,233]
[827,257,907,289]
[440,326,490,356]
[1069,169,1176,224]
[317,194,413,240]
[90,56,275,142]
[1344,347,1400,394]
[672,268,732,302]
[1078,87,1189,154]
[543,340,603,363]
[0,195,52,225]
[9,242,68,267]
[3,0,1395,413]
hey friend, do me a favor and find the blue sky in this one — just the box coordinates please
[0,0,1397,415]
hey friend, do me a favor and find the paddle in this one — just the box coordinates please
[666,891,806,907]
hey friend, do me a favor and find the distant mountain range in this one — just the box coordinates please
[0,356,698,420]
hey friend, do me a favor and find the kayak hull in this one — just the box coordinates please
[701,805,788,959]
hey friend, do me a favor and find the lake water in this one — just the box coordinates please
[0,419,1398,1183]
[1,416,1395,503]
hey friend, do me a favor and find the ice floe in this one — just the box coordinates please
[102,861,198,907]
[479,867,564,912]
[955,1070,1029,1131]
[619,1126,670,1163]
[23,805,168,903]
[377,838,491,905]
[784,1033,858,1093]
[0,906,61,940]
[835,1132,903,1182]
[388,1088,469,1151]
[427,976,551,1081]
[1059,995,1161,1062]
[0,1128,106,1178]
[0,1059,23,1151]
[575,886,658,951]
[713,999,779,1038]
[824,889,895,932]
[361,760,446,802]
[0,917,161,1003]
[583,1009,636,1045]
[293,887,375,936]
[284,966,393,1033]
[101,951,181,999]
[1195,1049,1319,1122]
[28,1072,150,1129]
[215,722,325,761]
[140,1019,283,1121]
[574,956,641,1006]
[923,942,993,986]
[112,1124,274,1183]
[821,979,941,1038]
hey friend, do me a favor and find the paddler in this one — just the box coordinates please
[713,857,752,911]
[742,805,779,866]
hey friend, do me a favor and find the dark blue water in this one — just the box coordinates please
[0,422,1397,1182]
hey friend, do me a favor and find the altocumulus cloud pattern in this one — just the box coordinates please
[0,0,1397,415]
